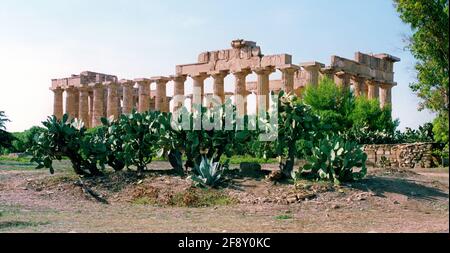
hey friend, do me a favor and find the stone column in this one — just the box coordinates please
[171,75,187,111]
[106,81,120,120]
[191,73,209,107]
[351,76,366,97]
[334,72,351,89]
[78,86,90,127]
[51,87,64,119]
[88,92,94,126]
[379,83,393,108]
[153,77,170,112]
[90,83,104,127]
[367,80,380,100]
[254,67,274,114]
[120,80,134,115]
[280,66,299,93]
[65,87,77,120]
[300,62,324,88]
[233,69,251,116]
[73,89,80,118]
[211,71,228,104]
[135,79,150,113]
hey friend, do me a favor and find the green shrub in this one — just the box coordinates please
[29,114,105,176]
[302,77,354,132]
[296,134,367,184]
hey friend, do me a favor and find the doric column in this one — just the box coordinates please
[351,76,366,97]
[334,71,351,89]
[299,62,324,88]
[120,79,134,115]
[233,69,251,116]
[88,92,94,126]
[78,86,90,127]
[152,77,170,112]
[171,75,187,111]
[279,65,299,93]
[65,87,77,120]
[135,78,151,113]
[210,71,228,105]
[367,80,380,100]
[51,87,64,119]
[90,83,105,127]
[191,73,209,107]
[106,81,120,119]
[254,67,275,114]
[379,83,393,108]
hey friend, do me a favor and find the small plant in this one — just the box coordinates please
[189,155,226,188]
[296,134,367,185]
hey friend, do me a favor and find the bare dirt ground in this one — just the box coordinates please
[0,160,448,233]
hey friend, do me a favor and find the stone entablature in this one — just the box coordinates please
[50,40,400,127]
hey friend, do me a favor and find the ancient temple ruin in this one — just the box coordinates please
[50,40,400,128]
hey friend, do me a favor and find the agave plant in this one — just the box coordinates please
[188,155,226,188]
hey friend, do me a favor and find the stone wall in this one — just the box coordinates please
[363,142,440,168]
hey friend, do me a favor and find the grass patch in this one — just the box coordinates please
[0,155,33,163]
[0,221,50,230]
[170,189,237,207]
[222,155,277,165]
[131,187,237,208]
[275,214,293,220]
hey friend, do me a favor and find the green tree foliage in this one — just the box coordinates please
[0,111,14,153]
[350,97,398,133]
[11,126,45,153]
[302,78,354,132]
[394,0,449,148]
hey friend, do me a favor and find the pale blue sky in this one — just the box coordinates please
[0,0,434,132]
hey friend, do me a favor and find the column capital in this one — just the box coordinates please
[253,66,275,75]
[232,68,252,78]
[299,61,325,71]
[210,70,229,79]
[278,64,300,74]
[134,78,151,85]
[170,74,187,83]
[119,79,135,87]
[50,86,63,92]
[150,76,171,84]
[190,72,209,81]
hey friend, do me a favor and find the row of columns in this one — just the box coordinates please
[51,77,173,128]
[332,72,393,108]
[170,65,298,116]
[51,67,393,128]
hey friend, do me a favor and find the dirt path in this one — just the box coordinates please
[0,161,448,233]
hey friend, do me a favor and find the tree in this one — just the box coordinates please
[349,97,398,133]
[0,111,14,153]
[394,0,449,147]
[302,77,354,132]
[0,111,9,130]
